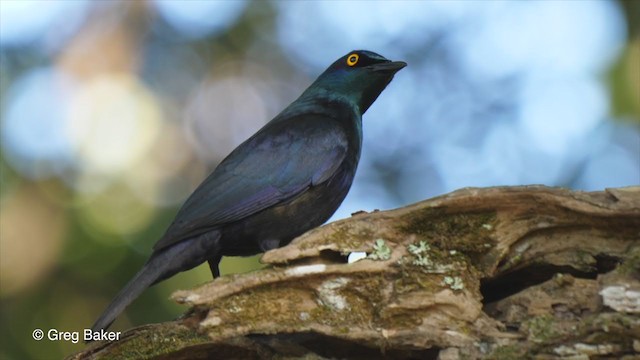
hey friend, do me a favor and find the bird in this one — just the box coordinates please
[91,50,406,333]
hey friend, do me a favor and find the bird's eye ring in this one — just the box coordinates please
[347,53,359,67]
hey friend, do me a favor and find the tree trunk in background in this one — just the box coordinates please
[70,186,640,360]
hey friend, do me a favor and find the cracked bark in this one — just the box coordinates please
[70,186,640,360]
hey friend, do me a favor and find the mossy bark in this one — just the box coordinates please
[70,186,640,360]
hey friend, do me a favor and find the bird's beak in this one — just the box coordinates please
[368,61,407,73]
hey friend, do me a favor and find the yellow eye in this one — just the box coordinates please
[347,53,359,66]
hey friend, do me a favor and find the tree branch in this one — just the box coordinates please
[70,186,640,359]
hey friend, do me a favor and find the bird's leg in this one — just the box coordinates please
[207,255,222,278]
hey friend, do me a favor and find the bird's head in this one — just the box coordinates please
[310,50,406,114]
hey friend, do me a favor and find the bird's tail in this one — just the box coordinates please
[90,231,221,333]
[90,258,162,333]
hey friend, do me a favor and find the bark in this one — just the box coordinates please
[70,186,640,360]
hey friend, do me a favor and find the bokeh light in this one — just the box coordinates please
[0,187,67,297]
[453,0,626,78]
[66,74,163,176]
[0,1,637,358]
[0,0,88,51]
[183,62,271,161]
[1,68,77,179]
[78,183,157,240]
[152,0,248,39]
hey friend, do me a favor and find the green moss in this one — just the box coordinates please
[200,282,315,338]
[397,208,498,272]
[618,244,640,276]
[499,253,523,271]
[309,274,385,329]
[379,310,425,329]
[317,224,377,252]
[400,238,475,277]
[393,257,445,295]
[201,272,395,338]
[399,208,497,251]
[390,236,484,300]
[99,324,211,359]
[574,250,598,272]
[573,312,637,345]
[525,315,557,343]
[487,344,525,360]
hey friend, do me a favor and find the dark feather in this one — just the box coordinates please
[154,115,348,250]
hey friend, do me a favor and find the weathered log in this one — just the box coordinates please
[70,186,640,359]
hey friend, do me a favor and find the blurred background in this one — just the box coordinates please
[0,0,638,358]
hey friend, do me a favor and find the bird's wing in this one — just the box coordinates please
[153,114,349,250]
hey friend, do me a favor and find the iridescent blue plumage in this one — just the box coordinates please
[91,50,405,333]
